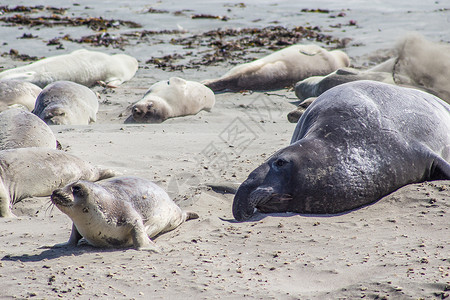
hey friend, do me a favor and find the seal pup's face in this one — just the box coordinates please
[131,77,186,123]
[51,181,91,215]
[51,181,111,220]
[131,97,170,123]
[42,107,70,125]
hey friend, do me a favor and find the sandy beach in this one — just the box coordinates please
[0,1,449,299]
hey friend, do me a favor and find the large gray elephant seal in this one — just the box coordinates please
[131,77,215,123]
[233,81,450,221]
[0,80,42,111]
[0,148,116,218]
[202,44,350,92]
[0,109,58,150]
[51,176,199,251]
[32,81,99,125]
[0,49,138,88]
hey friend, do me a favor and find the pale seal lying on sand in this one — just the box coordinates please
[202,44,350,92]
[0,148,116,218]
[33,81,99,125]
[51,176,199,251]
[0,49,138,88]
[289,34,450,123]
[368,34,450,103]
[0,109,58,150]
[0,80,42,111]
[233,81,450,221]
[131,77,215,123]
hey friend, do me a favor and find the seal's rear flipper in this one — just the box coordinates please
[185,211,199,220]
[430,156,450,180]
[0,182,15,218]
[97,168,118,180]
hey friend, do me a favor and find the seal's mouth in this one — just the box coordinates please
[51,189,74,207]
[256,193,293,213]
[233,188,294,221]
[132,108,163,124]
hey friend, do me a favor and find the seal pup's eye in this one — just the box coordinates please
[72,184,83,195]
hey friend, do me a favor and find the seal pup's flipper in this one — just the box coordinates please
[52,223,83,248]
[132,221,160,252]
[0,182,15,218]
[183,211,199,221]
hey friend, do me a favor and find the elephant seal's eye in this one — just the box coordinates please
[72,185,83,195]
[275,158,287,168]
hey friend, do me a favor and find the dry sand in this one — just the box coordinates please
[0,2,449,299]
[0,62,448,299]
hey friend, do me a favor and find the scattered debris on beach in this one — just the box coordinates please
[146,25,349,70]
[0,4,351,71]
[0,5,67,14]
[191,14,229,21]
[0,14,141,31]
[1,49,41,61]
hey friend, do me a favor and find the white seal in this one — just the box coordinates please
[202,44,350,91]
[0,80,42,111]
[131,77,215,123]
[33,81,99,125]
[0,49,138,88]
[0,147,116,218]
[0,109,58,150]
[51,176,199,251]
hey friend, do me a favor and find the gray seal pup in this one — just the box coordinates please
[202,44,350,92]
[289,69,401,123]
[0,109,58,150]
[0,148,116,218]
[0,80,42,111]
[288,66,434,123]
[131,77,215,123]
[294,67,414,101]
[232,81,450,221]
[287,97,316,124]
[32,81,99,125]
[0,49,138,88]
[51,176,199,251]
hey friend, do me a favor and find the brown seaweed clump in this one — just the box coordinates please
[191,14,229,21]
[0,14,141,31]
[146,25,348,70]
[0,5,67,14]
[1,49,41,62]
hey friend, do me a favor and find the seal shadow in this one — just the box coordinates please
[220,198,383,223]
[1,244,125,263]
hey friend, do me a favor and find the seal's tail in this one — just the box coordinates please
[97,168,118,180]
